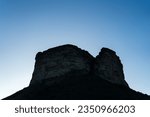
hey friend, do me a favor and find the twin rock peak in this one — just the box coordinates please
[30,44,128,87]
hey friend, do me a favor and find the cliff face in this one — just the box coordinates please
[4,44,150,100]
[30,45,94,85]
[30,44,128,87]
[94,48,128,87]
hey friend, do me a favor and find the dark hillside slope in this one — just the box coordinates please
[4,74,150,100]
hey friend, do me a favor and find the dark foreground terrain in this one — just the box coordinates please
[4,74,150,100]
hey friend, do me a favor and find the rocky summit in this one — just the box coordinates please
[3,44,150,100]
[94,48,128,87]
[30,45,94,85]
[30,44,127,87]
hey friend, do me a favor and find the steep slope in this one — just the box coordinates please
[3,44,150,100]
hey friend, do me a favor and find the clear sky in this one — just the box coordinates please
[0,0,150,99]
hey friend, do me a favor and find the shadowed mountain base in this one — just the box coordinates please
[4,74,150,100]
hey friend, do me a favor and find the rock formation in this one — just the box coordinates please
[94,48,128,86]
[30,44,128,87]
[3,44,150,100]
[30,45,94,85]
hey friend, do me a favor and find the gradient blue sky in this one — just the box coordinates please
[0,0,150,99]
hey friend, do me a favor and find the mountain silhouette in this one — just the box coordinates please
[3,44,150,100]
